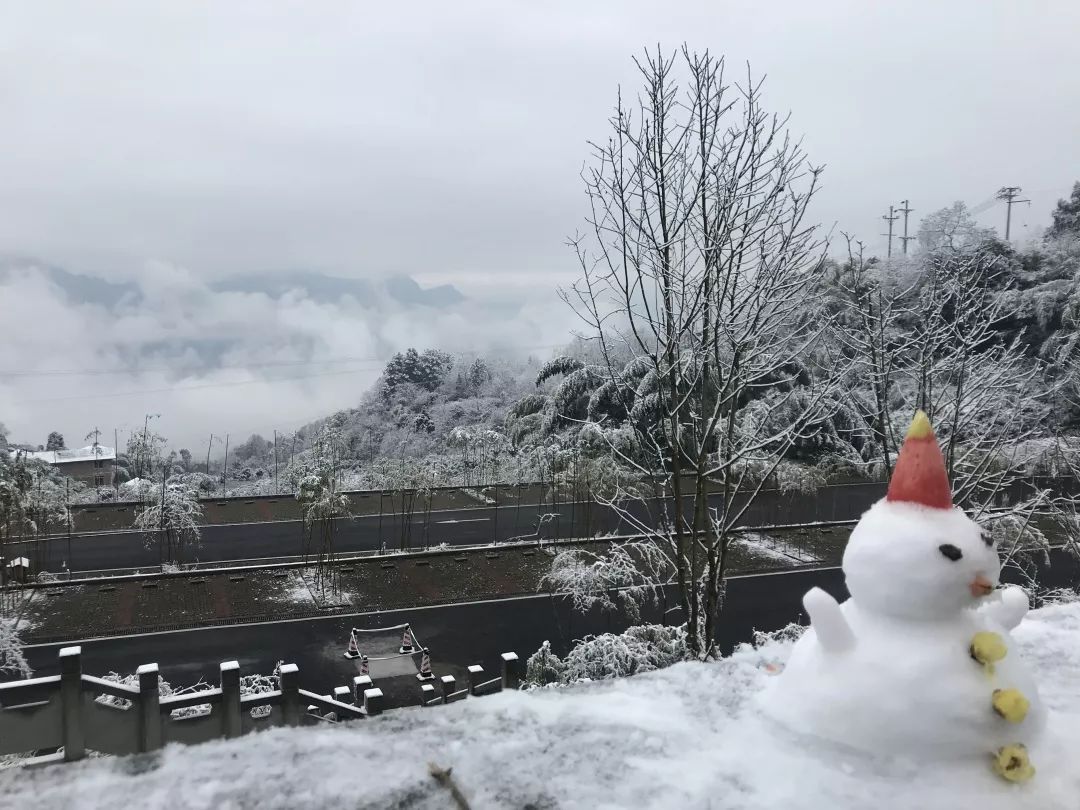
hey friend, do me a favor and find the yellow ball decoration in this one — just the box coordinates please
[992,688,1030,724]
[970,631,1007,674]
[992,744,1035,783]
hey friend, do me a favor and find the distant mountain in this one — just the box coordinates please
[0,258,141,308]
[216,270,465,308]
[383,274,466,307]
[1,258,467,312]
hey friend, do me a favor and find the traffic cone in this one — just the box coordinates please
[416,647,435,681]
[343,629,361,660]
[359,655,370,677]
[399,625,415,654]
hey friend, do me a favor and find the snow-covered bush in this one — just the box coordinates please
[0,621,31,679]
[1034,587,1080,607]
[171,472,217,495]
[525,625,689,688]
[523,640,566,688]
[746,622,806,650]
[562,625,689,683]
[120,477,155,501]
[96,664,282,719]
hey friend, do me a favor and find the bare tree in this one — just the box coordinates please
[831,238,1060,573]
[827,234,916,476]
[559,47,839,657]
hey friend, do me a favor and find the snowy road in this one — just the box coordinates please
[10,486,886,574]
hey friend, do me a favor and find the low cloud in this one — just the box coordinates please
[0,261,574,451]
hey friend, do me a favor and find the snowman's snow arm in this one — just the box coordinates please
[978,585,1029,632]
[803,587,855,652]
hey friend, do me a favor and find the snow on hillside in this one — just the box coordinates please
[2,602,1079,809]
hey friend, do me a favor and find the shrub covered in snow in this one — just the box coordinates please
[0,620,30,679]
[526,624,689,687]
[96,665,282,719]
[523,641,566,688]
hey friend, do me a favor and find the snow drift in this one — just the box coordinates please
[1,602,1078,810]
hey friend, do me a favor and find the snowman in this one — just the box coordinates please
[763,411,1045,783]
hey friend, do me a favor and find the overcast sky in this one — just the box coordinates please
[1,1,1078,451]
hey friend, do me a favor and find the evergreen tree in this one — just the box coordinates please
[1048,182,1080,240]
[45,432,65,451]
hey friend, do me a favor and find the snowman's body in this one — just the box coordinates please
[764,497,1045,760]
[767,590,1044,757]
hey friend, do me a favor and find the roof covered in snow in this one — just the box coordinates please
[2,600,1078,809]
[19,445,116,465]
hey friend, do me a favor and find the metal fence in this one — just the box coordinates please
[0,647,522,767]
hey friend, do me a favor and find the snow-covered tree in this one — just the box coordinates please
[544,541,670,623]
[0,455,69,611]
[133,479,203,567]
[295,426,351,588]
[560,47,843,657]
[45,432,65,451]
[125,420,168,480]
[916,202,997,255]
[829,230,1060,571]
[825,235,916,475]
[382,348,454,400]
[1047,181,1080,240]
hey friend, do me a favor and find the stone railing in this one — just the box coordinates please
[0,647,522,766]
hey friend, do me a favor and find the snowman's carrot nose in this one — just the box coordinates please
[970,574,994,597]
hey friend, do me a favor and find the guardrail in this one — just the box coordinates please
[0,647,523,767]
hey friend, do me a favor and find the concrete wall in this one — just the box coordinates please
[58,459,114,488]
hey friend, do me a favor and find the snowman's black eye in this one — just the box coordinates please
[980,530,994,548]
[939,543,963,562]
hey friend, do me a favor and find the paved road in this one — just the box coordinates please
[9,500,615,574]
[10,485,886,575]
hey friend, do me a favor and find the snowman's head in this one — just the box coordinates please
[842,410,1000,620]
[842,499,999,619]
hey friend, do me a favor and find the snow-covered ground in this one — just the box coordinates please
[2,602,1078,809]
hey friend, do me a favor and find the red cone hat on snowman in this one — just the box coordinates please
[885,409,952,511]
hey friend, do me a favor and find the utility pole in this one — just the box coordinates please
[996,186,1030,241]
[66,478,72,580]
[881,205,898,259]
[205,433,214,475]
[897,199,915,255]
[222,434,230,495]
